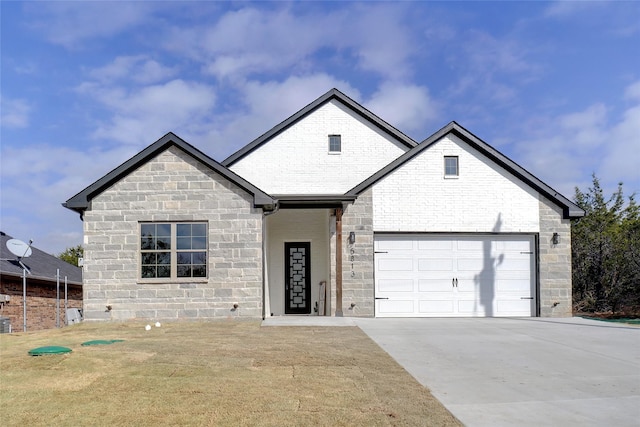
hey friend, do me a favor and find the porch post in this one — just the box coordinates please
[335,207,344,317]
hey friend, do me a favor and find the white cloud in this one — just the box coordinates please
[446,29,541,105]
[165,4,415,80]
[366,82,438,137]
[625,81,640,100]
[0,96,31,129]
[512,81,640,197]
[88,55,178,84]
[77,79,217,146]
[25,2,158,49]
[601,99,640,194]
[1,142,140,254]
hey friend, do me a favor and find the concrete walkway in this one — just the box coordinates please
[355,317,640,427]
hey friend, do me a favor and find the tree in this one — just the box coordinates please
[572,175,640,313]
[58,245,84,267]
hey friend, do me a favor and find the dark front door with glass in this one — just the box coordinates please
[284,242,311,314]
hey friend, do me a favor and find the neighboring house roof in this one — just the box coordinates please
[347,121,585,219]
[63,132,276,215]
[222,88,418,167]
[0,232,82,285]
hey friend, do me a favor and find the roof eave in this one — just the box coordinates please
[63,132,276,213]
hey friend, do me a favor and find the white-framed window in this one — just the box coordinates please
[140,222,207,279]
[328,134,341,153]
[444,156,459,177]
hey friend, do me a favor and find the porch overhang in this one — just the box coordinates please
[272,194,357,209]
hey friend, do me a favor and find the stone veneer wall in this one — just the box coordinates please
[82,146,264,321]
[340,188,375,316]
[538,194,573,317]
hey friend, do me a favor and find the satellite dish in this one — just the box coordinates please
[6,239,33,258]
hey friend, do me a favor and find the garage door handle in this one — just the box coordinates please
[374,251,388,254]
[520,297,534,300]
[375,297,389,300]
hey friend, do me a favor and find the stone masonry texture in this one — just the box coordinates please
[538,194,573,317]
[82,146,264,321]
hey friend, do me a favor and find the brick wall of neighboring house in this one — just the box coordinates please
[0,277,82,331]
[82,146,264,322]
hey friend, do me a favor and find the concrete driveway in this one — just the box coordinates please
[354,317,640,427]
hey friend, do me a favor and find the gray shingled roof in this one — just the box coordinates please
[222,88,418,167]
[346,121,585,219]
[0,232,82,285]
[64,132,276,215]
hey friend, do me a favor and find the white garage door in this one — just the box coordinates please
[374,234,536,317]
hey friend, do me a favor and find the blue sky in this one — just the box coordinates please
[1,1,639,255]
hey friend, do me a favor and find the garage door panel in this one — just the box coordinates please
[377,258,413,271]
[418,240,453,251]
[376,239,414,250]
[496,279,531,292]
[419,299,454,313]
[378,279,414,292]
[455,279,477,292]
[377,299,415,314]
[496,298,533,315]
[418,279,453,292]
[456,257,486,272]
[496,239,532,251]
[418,258,453,271]
[375,234,535,318]
[457,299,484,315]
[456,239,486,251]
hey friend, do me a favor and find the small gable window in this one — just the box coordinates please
[444,156,459,177]
[329,135,341,153]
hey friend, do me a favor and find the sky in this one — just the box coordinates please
[1,1,639,256]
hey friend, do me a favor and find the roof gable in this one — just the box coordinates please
[347,121,585,219]
[64,132,275,215]
[222,88,418,167]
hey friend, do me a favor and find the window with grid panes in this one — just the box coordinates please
[140,223,207,279]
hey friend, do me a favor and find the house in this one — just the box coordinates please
[64,89,584,322]
[0,231,83,331]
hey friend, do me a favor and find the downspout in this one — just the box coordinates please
[261,202,280,319]
[335,207,344,317]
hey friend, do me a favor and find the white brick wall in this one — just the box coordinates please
[372,135,540,233]
[230,100,409,194]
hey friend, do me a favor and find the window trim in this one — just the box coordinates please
[444,155,459,178]
[138,221,208,283]
[328,134,341,154]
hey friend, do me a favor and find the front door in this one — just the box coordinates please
[285,242,311,314]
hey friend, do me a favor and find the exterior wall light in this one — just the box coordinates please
[552,233,560,245]
[348,231,356,245]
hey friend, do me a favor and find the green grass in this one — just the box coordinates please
[0,321,461,426]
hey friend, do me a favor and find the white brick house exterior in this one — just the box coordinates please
[65,89,583,321]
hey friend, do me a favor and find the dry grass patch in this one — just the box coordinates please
[0,321,460,426]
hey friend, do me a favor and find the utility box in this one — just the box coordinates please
[66,308,83,325]
[0,317,11,334]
